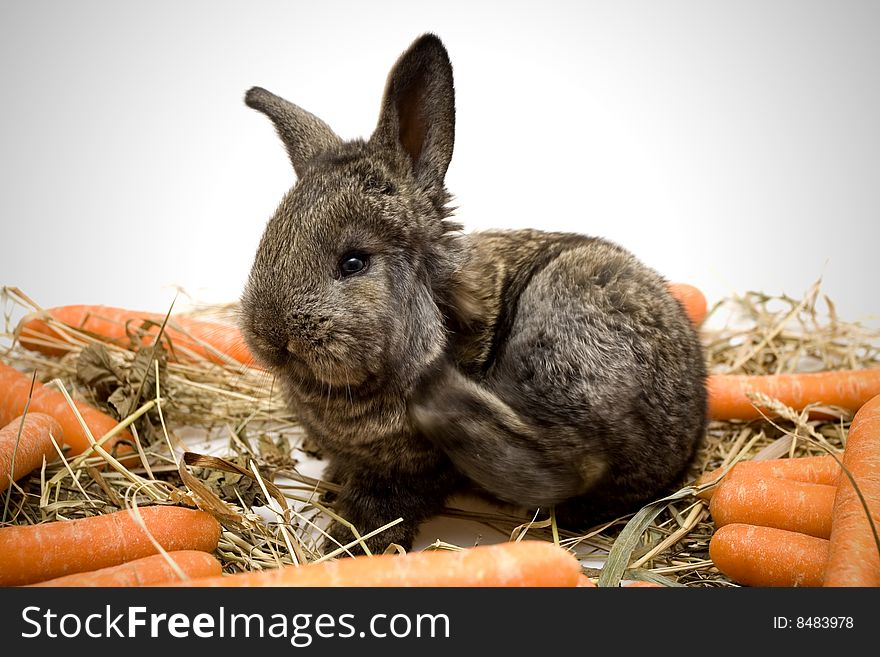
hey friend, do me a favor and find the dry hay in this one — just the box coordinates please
[1,280,878,586]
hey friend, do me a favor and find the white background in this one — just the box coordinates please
[1,0,878,326]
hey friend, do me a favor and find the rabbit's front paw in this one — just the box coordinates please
[410,363,605,507]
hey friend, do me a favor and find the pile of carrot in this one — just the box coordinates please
[0,361,132,460]
[0,505,222,587]
[16,305,253,367]
[705,394,880,586]
[0,362,137,496]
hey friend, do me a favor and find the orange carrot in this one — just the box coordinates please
[707,368,880,421]
[824,393,880,587]
[709,475,836,539]
[0,362,131,458]
[17,305,254,367]
[29,550,223,587]
[576,573,597,587]
[695,455,841,500]
[668,283,708,326]
[0,505,220,586]
[169,540,580,587]
[709,523,828,587]
[1,413,61,493]
[623,581,664,587]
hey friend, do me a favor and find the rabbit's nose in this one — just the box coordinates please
[285,311,331,351]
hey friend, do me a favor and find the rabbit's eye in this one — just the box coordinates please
[338,252,370,277]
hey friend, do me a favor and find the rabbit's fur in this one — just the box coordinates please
[240,34,707,553]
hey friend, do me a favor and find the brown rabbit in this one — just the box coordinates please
[240,34,707,554]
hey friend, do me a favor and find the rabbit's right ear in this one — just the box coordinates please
[371,34,455,197]
[245,86,342,178]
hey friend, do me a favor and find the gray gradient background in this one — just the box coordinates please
[1,0,878,324]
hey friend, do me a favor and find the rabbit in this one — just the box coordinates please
[239,33,708,555]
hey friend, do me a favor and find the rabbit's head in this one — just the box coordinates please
[241,34,464,391]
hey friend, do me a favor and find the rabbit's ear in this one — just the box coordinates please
[371,34,455,193]
[245,86,342,178]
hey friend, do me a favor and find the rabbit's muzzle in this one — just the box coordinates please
[285,312,333,353]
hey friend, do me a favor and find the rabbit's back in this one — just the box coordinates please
[438,228,707,520]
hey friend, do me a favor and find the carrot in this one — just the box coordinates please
[695,454,841,500]
[668,282,708,326]
[17,305,254,367]
[1,413,62,493]
[576,573,597,587]
[169,540,581,587]
[824,393,880,587]
[29,550,223,587]
[709,475,836,539]
[709,523,828,587]
[0,362,131,458]
[707,368,880,421]
[0,505,220,586]
[623,581,664,587]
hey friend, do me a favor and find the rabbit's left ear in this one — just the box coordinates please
[371,34,455,194]
[245,86,342,179]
